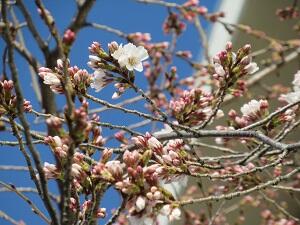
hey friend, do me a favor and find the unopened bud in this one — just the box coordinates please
[108,41,119,54]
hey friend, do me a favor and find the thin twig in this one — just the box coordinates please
[0,181,51,224]
[178,167,300,206]
[260,191,299,221]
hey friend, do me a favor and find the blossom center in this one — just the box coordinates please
[128,57,138,66]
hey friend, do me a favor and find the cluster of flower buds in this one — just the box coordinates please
[72,100,90,142]
[143,42,169,94]
[44,135,69,158]
[0,80,15,115]
[132,134,190,183]
[91,149,124,182]
[127,32,151,45]
[212,42,259,96]
[160,139,186,167]
[38,59,92,94]
[276,6,299,21]
[81,200,106,219]
[278,108,296,123]
[114,150,146,194]
[169,88,214,126]
[212,163,256,184]
[89,116,106,147]
[91,133,188,222]
[0,80,32,115]
[68,198,106,220]
[68,67,92,94]
[74,101,105,154]
[261,210,298,225]
[181,0,208,21]
[163,12,186,35]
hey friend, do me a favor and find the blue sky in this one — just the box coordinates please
[0,1,219,224]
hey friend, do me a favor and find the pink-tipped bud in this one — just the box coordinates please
[226,41,233,51]
[2,80,13,91]
[63,29,76,45]
[89,41,101,54]
[108,41,119,54]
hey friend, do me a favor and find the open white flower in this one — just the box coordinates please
[111,43,149,72]
[161,205,181,221]
[244,62,259,74]
[280,91,300,104]
[240,99,261,117]
[170,207,181,221]
[90,69,112,92]
[43,73,61,86]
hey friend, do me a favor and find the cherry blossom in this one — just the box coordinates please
[111,43,149,72]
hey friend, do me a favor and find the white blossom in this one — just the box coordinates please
[135,196,146,212]
[43,162,57,179]
[280,91,300,104]
[160,205,181,221]
[170,207,181,221]
[53,136,63,146]
[244,62,259,74]
[216,109,224,119]
[148,137,163,151]
[240,99,261,117]
[90,70,111,92]
[214,63,226,76]
[111,43,149,72]
[71,163,82,178]
[43,73,61,86]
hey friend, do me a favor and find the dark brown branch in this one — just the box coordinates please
[67,0,96,34]
[1,2,59,224]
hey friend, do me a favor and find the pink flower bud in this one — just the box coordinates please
[226,41,233,51]
[101,148,113,162]
[108,41,119,54]
[2,80,13,91]
[63,29,76,45]
[148,136,163,153]
[89,41,101,54]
